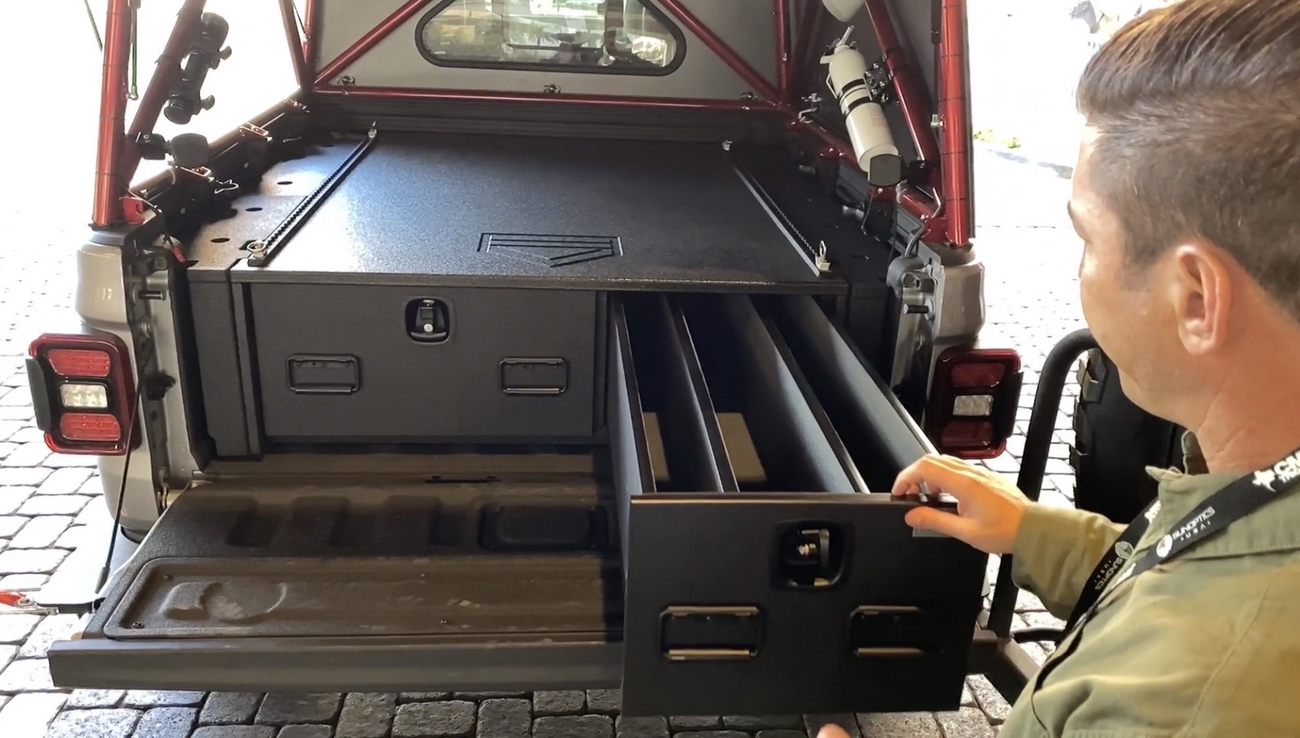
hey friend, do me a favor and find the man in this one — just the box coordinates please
[819,0,1300,735]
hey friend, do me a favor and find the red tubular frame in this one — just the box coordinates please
[279,0,309,90]
[120,0,207,189]
[862,0,940,167]
[92,0,134,228]
[938,0,973,246]
[91,0,969,246]
[315,0,432,86]
[302,0,318,72]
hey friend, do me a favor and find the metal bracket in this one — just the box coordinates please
[246,125,379,268]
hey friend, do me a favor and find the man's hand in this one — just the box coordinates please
[817,725,852,738]
[892,454,1030,554]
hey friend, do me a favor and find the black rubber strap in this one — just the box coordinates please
[1063,445,1300,634]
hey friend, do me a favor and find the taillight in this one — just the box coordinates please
[926,347,1023,459]
[27,333,136,455]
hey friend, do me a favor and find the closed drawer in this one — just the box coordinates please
[250,284,597,442]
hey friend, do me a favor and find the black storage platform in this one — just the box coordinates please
[191,132,833,291]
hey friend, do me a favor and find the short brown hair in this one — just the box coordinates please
[1076,0,1300,320]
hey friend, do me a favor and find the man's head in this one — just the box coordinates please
[1069,0,1300,431]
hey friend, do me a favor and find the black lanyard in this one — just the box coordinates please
[1063,445,1300,636]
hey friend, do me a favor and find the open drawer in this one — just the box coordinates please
[611,293,989,716]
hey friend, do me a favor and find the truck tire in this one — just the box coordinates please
[1070,349,1183,523]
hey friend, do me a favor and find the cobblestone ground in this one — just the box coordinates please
[0,6,1092,738]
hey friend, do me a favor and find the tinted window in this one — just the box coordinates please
[416,0,684,75]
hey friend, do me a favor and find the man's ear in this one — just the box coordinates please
[1169,243,1231,355]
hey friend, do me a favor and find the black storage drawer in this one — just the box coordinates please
[250,284,597,442]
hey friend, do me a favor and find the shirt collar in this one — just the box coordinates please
[1140,432,1300,560]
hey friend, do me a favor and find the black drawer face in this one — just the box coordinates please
[609,293,988,717]
[251,284,597,441]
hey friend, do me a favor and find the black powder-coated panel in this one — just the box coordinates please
[187,279,249,457]
[231,133,834,292]
[250,283,597,441]
[621,494,987,717]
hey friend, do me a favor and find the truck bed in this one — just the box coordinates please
[189,132,836,292]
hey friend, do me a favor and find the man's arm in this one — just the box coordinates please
[1010,504,1125,621]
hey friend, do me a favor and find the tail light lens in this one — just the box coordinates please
[926,347,1023,459]
[27,333,136,455]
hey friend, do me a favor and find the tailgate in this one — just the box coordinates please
[51,481,622,692]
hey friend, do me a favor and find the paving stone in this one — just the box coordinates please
[0,645,14,671]
[45,453,99,468]
[5,428,43,444]
[935,708,996,738]
[534,690,584,715]
[0,657,54,691]
[669,716,723,730]
[476,698,530,738]
[133,707,199,738]
[0,468,49,487]
[16,494,90,516]
[0,487,33,515]
[8,515,72,548]
[392,701,476,737]
[55,524,90,549]
[0,613,40,643]
[399,693,451,703]
[193,728,277,738]
[968,676,1014,725]
[0,692,68,738]
[0,422,22,442]
[452,691,528,699]
[200,693,264,725]
[46,709,142,738]
[0,573,47,591]
[724,715,804,730]
[805,715,861,738]
[37,468,93,495]
[0,547,67,573]
[336,693,395,738]
[0,516,25,538]
[585,688,621,713]
[69,689,126,708]
[0,443,14,460]
[18,613,79,657]
[615,716,669,738]
[278,727,333,738]
[961,681,978,707]
[675,732,748,738]
[125,691,209,708]
[256,694,343,725]
[1,443,49,467]
[856,712,941,737]
[755,732,807,738]
[533,715,613,738]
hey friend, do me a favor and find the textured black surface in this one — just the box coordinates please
[249,284,598,442]
[49,482,625,692]
[188,281,249,457]
[212,133,833,292]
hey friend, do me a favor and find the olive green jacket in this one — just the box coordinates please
[1000,439,1300,737]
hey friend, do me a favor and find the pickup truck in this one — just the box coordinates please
[24,0,1170,719]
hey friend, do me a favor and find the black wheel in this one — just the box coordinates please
[1070,349,1184,523]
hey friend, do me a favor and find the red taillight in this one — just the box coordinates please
[950,362,1006,388]
[46,349,112,378]
[927,347,1023,459]
[59,413,123,442]
[27,333,135,455]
